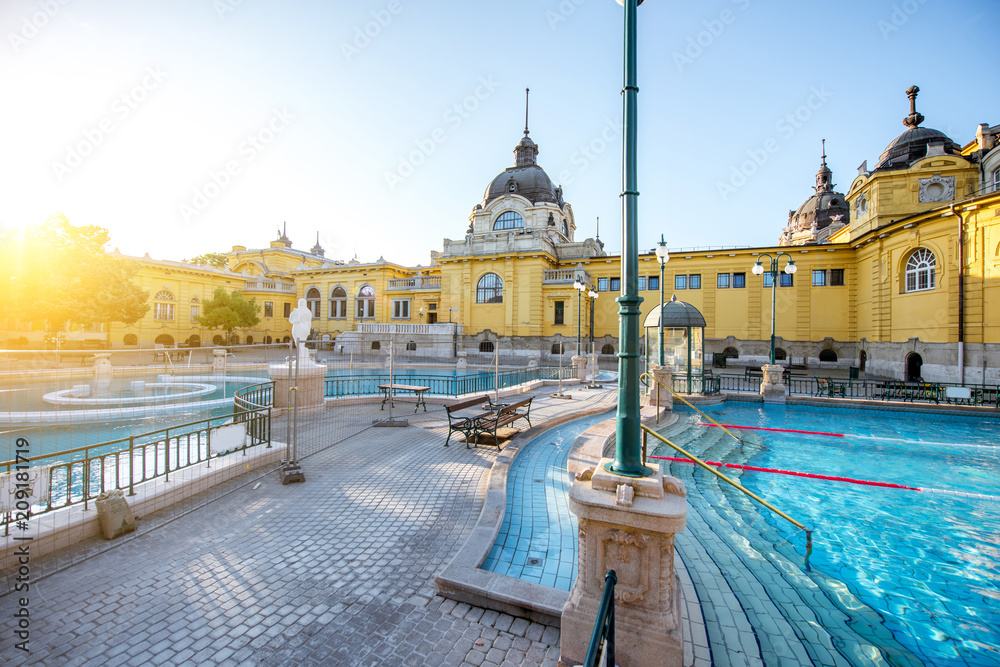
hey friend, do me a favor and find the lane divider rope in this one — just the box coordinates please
[695,422,844,437]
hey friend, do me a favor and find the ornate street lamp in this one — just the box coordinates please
[573,278,589,356]
[752,252,797,365]
[609,0,652,478]
[655,234,669,366]
[586,289,600,388]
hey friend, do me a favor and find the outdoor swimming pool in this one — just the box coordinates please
[484,402,1000,666]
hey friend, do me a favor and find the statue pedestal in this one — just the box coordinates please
[268,360,327,414]
[560,461,687,667]
[212,349,228,373]
[759,364,787,404]
[572,355,587,381]
[456,351,468,370]
[650,366,673,411]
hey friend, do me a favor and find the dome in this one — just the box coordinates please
[643,296,706,328]
[874,86,960,170]
[780,143,849,246]
[483,130,563,206]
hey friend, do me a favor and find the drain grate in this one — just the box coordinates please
[526,557,543,567]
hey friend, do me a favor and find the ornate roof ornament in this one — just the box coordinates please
[903,85,924,129]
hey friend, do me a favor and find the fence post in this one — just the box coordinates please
[128,436,136,496]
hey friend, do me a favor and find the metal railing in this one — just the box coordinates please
[670,374,721,395]
[543,268,592,285]
[641,425,813,569]
[1,384,273,532]
[323,367,574,398]
[583,570,617,667]
[642,373,744,448]
[386,276,442,290]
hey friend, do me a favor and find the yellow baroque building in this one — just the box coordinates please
[7,87,999,384]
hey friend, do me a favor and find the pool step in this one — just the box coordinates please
[658,419,924,667]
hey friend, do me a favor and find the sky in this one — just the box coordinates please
[2,0,998,268]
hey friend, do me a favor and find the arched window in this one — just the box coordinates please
[905,248,936,292]
[371,341,381,351]
[476,274,503,303]
[562,220,569,236]
[774,348,787,361]
[155,334,174,346]
[329,286,347,319]
[551,343,564,355]
[406,341,417,351]
[264,335,273,344]
[123,334,138,346]
[601,344,615,355]
[229,334,240,345]
[190,297,200,322]
[245,336,254,345]
[819,349,837,362]
[306,287,321,318]
[187,335,200,347]
[356,285,375,318]
[153,290,175,321]
[479,341,495,353]
[494,211,524,230]
[723,346,739,358]
[213,335,225,345]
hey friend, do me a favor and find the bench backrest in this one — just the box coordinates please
[445,395,489,414]
[505,397,532,411]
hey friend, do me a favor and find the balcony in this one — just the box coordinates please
[543,268,591,285]
[386,276,442,291]
[244,280,295,294]
[357,323,461,335]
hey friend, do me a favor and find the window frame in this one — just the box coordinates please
[264,301,274,318]
[306,287,322,318]
[598,277,609,291]
[830,269,845,286]
[717,273,730,289]
[812,270,827,287]
[647,275,659,291]
[329,286,347,319]
[674,274,687,290]
[637,276,646,291]
[554,300,564,325]
[732,272,745,288]
[356,284,376,318]
[688,274,701,290]
[476,273,504,304]
[904,248,936,293]
[494,211,524,230]
[391,298,411,320]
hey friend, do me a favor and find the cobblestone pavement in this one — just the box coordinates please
[0,388,621,666]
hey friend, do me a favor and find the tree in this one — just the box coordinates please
[196,287,261,339]
[185,252,229,269]
[0,215,149,330]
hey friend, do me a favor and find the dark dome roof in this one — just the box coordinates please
[643,297,706,328]
[794,190,847,218]
[484,165,560,205]
[875,126,960,170]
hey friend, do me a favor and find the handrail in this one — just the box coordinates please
[641,372,744,447]
[641,425,813,570]
[583,570,617,667]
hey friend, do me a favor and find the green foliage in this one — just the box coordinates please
[0,214,150,330]
[196,287,261,335]
[185,252,229,269]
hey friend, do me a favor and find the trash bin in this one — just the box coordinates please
[713,353,727,368]
[849,366,859,379]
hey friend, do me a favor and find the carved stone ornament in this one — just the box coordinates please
[615,483,635,508]
[918,174,955,203]
[600,529,650,605]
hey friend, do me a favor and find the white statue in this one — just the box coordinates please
[288,298,312,360]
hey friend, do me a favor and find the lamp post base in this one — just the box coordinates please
[759,364,787,404]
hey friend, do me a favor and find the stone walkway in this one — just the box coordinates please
[0,387,626,666]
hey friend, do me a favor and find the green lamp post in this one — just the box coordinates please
[609,0,653,478]
[655,234,669,367]
[752,252,797,365]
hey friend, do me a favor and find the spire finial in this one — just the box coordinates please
[821,139,827,167]
[524,87,530,136]
[903,85,924,129]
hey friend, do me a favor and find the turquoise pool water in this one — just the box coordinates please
[660,403,1000,667]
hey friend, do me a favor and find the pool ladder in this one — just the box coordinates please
[640,372,814,570]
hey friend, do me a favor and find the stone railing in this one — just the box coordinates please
[357,323,462,335]
[543,269,592,285]
[243,280,295,293]
[386,276,442,291]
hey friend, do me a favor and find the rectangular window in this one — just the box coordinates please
[830,269,845,286]
[598,277,608,291]
[283,302,291,318]
[717,273,730,289]
[732,272,746,288]
[154,303,174,321]
[812,270,827,286]
[648,275,659,291]
[674,274,687,290]
[391,299,410,319]
[609,277,621,291]
[763,273,773,288]
[190,305,199,321]
[554,301,564,325]
[428,303,437,311]
[264,302,273,318]
[688,274,701,289]
[780,272,794,287]
[638,276,646,291]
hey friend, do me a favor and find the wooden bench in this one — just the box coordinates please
[815,378,846,398]
[378,383,429,412]
[444,395,492,447]
[470,397,533,451]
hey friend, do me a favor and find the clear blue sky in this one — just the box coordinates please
[2,0,997,267]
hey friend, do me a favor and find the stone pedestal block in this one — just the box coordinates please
[268,362,327,413]
[212,349,228,373]
[572,355,587,381]
[759,363,787,404]
[560,460,687,667]
[650,366,673,411]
